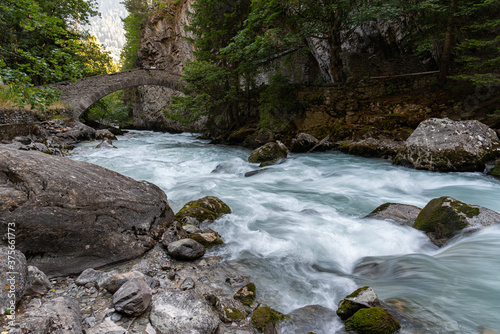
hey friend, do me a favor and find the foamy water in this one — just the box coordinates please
[71,131,500,333]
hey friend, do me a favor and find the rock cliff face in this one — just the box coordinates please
[131,0,198,132]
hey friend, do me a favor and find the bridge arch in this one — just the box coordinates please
[50,69,182,119]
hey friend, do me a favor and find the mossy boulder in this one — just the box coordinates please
[234,282,256,306]
[248,141,288,167]
[175,196,231,224]
[337,286,381,321]
[251,306,287,333]
[344,307,401,334]
[394,118,500,172]
[365,203,422,226]
[413,196,500,246]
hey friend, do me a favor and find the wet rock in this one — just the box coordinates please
[394,118,500,172]
[251,306,287,333]
[234,282,256,306]
[167,238,206,261]
[487,160,500,178]
[24,265,52,296]
[280,304,338,334]
[175,196,232,224]
[161,221,188,248]
[244,168,269,177]
[413,196,500,246]
[95,138,117,149]
[291,133,319,153]
[0,147,174,276]
[96,129,118,141]
[248,141,289,167]
[101,271,147,293]
[0,248,28,314]
[336,286,381,321]
[113,278,152,317]
[150,289,220,334]
[13,297,83,334]
[344,306,401,334]
[365,203,422,226]
[190,230,224,247]
[86,318,127,334]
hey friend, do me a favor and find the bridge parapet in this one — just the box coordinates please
[50,69,182,119]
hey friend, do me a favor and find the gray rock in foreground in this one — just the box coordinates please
[25,265,52,296]
[167,238,205,261]
[150,289,219,334]
[113,278,152,317]
[0,248,28,314]
[394,118,500,172]
[0,147,174,276]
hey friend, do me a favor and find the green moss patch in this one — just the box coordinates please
[345,307,401,334]
[175,196,231,223]
[224,307,245,321]
[234,282,256,306]
[251,306,287,332]
[413,197,476,239]
[489,162,500,177]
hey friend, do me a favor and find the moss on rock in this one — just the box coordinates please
[234,282,256,306]
[175,196,231,223]
[248,142,288,167]
[224,307,245,321]
[344,307,401,334]
[189,232,224,247]
[336,286,380,321]
[488,161,500,177]
[251,306,287,332]
[413,196,480,245]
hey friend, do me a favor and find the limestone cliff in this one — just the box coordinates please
[131,0,198,132]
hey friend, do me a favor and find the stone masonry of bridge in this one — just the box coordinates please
[50,69,181,119]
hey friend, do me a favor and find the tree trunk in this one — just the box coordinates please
[439,0,457,84]
[328,13,346,83]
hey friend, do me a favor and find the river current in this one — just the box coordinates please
[71,131,500,334]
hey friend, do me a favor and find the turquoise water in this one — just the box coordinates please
[71,131,500,334]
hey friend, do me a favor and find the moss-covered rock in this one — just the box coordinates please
[251,306,287,333]
[248,141,288,167]
[234,282,256,306]
[336,286,380,321]
[413,196,481,246]
[223,307,245,322]
[175,196,231,224]
[488,160,500,178]
[344,307,401,334]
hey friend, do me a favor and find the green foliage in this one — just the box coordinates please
[84,90,132,125]
[120,0,150,70]
[0,0,114,111]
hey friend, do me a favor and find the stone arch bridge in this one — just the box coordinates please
[50,69,181,119]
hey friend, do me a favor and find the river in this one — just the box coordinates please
[71,131,500,334]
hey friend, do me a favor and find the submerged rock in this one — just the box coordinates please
[95,138,117,149]
[394,118,500,172]
[413,196,500,246]
[0,147,174,276]
[280,304,338,334]
[344,306,401,334]
[365,203,422,226]
[175,196,231,224]
[248,141,289,167]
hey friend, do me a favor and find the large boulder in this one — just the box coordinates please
[150,289,220,334]
[0,248,28,314]
[0,147,174,276]
[413,196,500,246]
[365,203,422,226]
[248,141,289,167]
[394,118,500,172]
